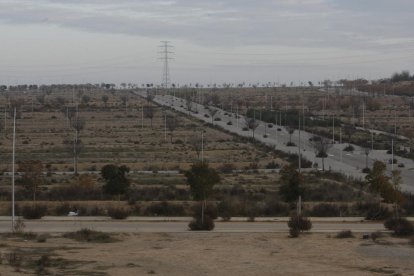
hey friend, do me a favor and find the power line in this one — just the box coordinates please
[159,41,174,88]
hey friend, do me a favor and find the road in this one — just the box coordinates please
[0,220,385,233]
[141,91,414,192]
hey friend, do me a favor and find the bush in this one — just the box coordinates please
[22,205,48,219]
[286,142,296,147]
[265,161,279,169]
[188,216,215,231]
[144,201,186,216]
[362,167,371,173]
[63,228,115,243]
[227,121,233,125]
[107,207,130,219]
[288,214,312,236]
[336,230,354,238]
[217,200,234,221]
[343,145,354,152]
[359,203,391,220]
[384,217,414,236]
[189,202,217,231]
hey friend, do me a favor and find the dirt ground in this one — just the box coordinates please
[1,232,413,275]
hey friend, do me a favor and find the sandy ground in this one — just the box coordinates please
[0,232,413,276]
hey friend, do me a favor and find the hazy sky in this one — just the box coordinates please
[0,0,414,86]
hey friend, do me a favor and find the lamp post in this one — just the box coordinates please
[12,108,16,231]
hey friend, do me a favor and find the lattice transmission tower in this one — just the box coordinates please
[159,41,174,89]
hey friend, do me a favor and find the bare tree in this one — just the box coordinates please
[207,107,219,123]
[310,136,332,171]
[285,124,296,145]
[189,135,203,160]
[244,117,259,139]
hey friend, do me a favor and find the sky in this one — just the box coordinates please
[0,0,414,86]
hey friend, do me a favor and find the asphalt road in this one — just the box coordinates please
[0,220,385,233]
[142,91,414,193]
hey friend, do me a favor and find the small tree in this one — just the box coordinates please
[365,161,400,203]
[207,107,219,123]
[101,165,130,199]
[185,162,220,229]
[18,160,43,202]
[285,124,296,145]
[279,164,303,202]
[244,117,259,139]
[189,135,203,160]
[310,136,332,171]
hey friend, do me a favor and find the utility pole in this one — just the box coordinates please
[298,117,301,173]
[159,41,174,89]
[11,108,16,231]
[391,139,394,171]
[201,131,204,163]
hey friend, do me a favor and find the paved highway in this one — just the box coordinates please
[141,91,414,192]
[0,220,385,233]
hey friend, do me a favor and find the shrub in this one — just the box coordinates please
[242,127,249,131]
[144,201,186,216]
[289,227,300,238]
[107,207,130,219]
[336,230,354,238]
[265,161,279,169]
[343,145,354,152]
[288,214,312,236]
[384,217,414,236]
[188,216,215,231]
[362,167,371,173]
[227,121,233,125]
[63,228,115,243]
[370,231,383,241]
[189,203,217,231]
[286,142,296,147]
[360,203,391,220]
[217,200,234,221]
[22,205,47,219]
[54,203,72,216]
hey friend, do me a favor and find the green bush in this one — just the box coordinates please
[335,230,354,238]
[188,216,215,231]
[107,207,130,219]
[288,214,312,234]
[22,205,48,219]
[144,201,186,216]
[361,203,391,220]
[189,202,217,231]
[384,217,414,236]
[63,228,115,243]
[217,200,234,221]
